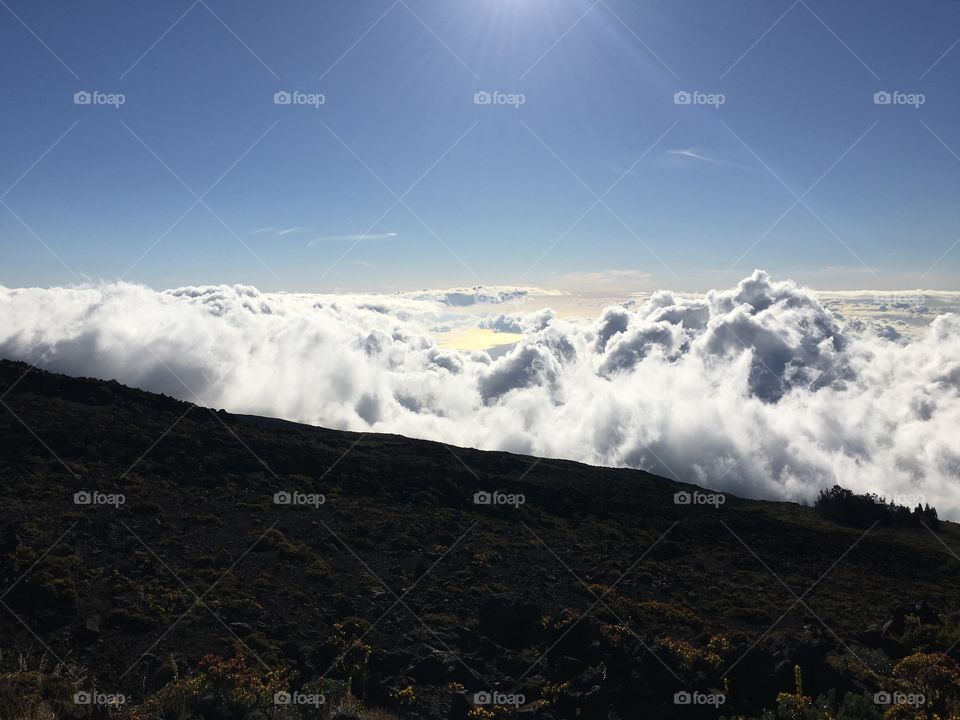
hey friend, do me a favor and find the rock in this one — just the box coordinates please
[479,595,542,650]
[447,692,470,720]
[368,650,413,675]
[577,685,609,720]
[334,598,355,615]
[444,625,475,649]
[478,635,501,661]
[547,616,602,662]
[74,614,101,644]
[912,600,938,625]
[546,654,584,682]
[411,655,447,684]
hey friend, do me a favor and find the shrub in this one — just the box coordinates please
[140,653,288,720]
[814,486,939,529]
[885,652,960,719]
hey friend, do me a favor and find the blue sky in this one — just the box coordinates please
[2,0,960,292]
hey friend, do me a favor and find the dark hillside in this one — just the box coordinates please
[1,359,959,719]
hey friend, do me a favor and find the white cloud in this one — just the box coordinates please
[2,271,959,518]
[666,148,755,171]
[308,232,398,244]
[399,285,560,307]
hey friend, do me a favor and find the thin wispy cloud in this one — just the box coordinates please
[308,232,398,245]
[666,148,755,171]
[557,269,653,288]
[249,227,398,245]
[249,226,308,237]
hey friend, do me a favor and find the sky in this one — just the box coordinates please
[2,0,960,293]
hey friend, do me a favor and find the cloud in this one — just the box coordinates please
[667,148,755,171]
[2,271,960,518]
[400,285,559,307]
[309,232,398,244]
[250,226,307,237]
[479,314,524,334]
[250,227,399,244]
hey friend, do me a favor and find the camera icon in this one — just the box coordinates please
[74,491,92,505]
[273,491,292,505]
[274,91,292,105]
[874,91,892,105]
[673,90,692,105]
[474,91,492,105]
[74,691,92,705]
[874,691,892,705]
[473,691,492,705]
[73,91,92,105]
[274,691,292,705]
[473,491,492,505]
[673,691,692,705]
[673,491,691,505]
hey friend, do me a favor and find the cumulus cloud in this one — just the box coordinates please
[400,285,558,307]
[478,314,524,334]
[2,271,960,518]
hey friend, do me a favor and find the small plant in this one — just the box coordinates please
[0,652,86,720]
[324,620,372,686]
[659,634,730,673]
[771,665,811,720]
[467,708,496,720]
[392,684,417,708]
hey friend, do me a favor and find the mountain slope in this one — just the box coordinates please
[1,358,959,720]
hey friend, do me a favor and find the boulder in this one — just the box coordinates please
[478,595,542,650]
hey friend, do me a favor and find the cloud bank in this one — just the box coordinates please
[2,271,959,517]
